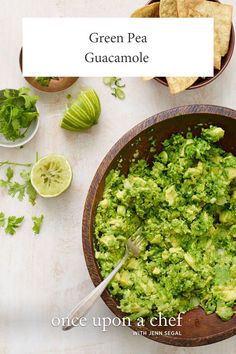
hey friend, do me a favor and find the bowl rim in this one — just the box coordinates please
[82,104,236,347]
[19,48,79,93]
[0,116,39,148]
[0,89,39,148]
[147,0,235,90]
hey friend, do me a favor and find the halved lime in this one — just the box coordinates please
[30,154,72,198]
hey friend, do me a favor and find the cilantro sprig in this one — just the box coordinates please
[32,215,44,235]
[5,216,25,235]
[0,212,24,235]
[0,212,44,236]
[0,88,38,141]
[0,212,5,227]
[0,157,45,236]
[0,165,37,205]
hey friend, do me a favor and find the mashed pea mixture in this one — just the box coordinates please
[95,126,236,321]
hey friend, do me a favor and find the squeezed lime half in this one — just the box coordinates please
[30,154,72,198]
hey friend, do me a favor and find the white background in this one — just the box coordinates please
[0,0,235,354]
[23,17,214,77]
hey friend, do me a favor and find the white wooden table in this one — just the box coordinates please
[0,0,235,353]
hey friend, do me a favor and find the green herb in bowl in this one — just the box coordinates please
[35,77,59,87]
[0,88,39,145]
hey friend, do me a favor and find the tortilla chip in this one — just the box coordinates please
[188,8,202,18]
[177,0,189,17]
[194,1,232,56]
[214,29,221,70]
[166,77,198,94]
[131,3,159,18]
[188,5,221,70]
[177,0,204,17]
[187,0,204,10]
[160,0,178,17]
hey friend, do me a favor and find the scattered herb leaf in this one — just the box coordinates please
[21,170,37,205]
[0,212,5,227]
[8,181,26,201]
[0,162,37,205]
[32,215,44,235]
[5,216,24,235]
[6,167,14,181]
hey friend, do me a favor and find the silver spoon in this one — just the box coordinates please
[62,229,143,331]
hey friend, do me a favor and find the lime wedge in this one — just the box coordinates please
[30,154,72,198]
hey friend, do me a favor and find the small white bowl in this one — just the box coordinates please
[0,96,39,148]
[0,117,39,148]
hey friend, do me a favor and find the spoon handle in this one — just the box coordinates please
[62,251,128,331]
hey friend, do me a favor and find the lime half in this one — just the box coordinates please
[31,154,72,198]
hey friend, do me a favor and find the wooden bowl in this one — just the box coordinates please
[147,0,235,91]
[83,105,236,346]
[19,48,78,92]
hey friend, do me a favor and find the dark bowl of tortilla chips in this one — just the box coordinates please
[131,0,235,94]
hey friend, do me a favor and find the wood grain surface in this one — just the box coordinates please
[19,49,79,92]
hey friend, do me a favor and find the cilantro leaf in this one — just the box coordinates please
[8,182,26,201]
[0,212,5,227]
[5,216,24,235]
[32,215,44,235]
[26,181,37,206]
[6,167,14,181]
[0,166,37,205]
[0,178,9,188]
[20,170,37,205]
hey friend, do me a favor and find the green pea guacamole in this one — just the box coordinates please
[94,126,236,321]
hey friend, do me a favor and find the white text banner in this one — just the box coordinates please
[23,17,214,77]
